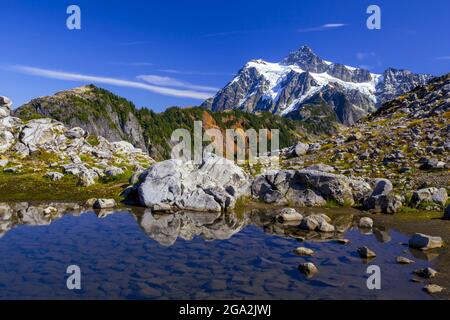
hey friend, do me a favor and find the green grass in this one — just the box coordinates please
[398,206,420,214]
[99,169,132,184]
[233,196,253,219]
[0,171,129,202]
[325,199,340,208]
[86,135,100,147]
[29,150,60,164]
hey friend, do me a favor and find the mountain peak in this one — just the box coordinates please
[298,45,315,54]
[281,45,327,73]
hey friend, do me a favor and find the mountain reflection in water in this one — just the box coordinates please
[0,202,447,300]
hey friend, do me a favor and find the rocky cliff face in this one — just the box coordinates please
[14,85,148,152]
[281,73,450,211]
[202,46,432,126]
[377,68,435,104]
[1,96,153,188]
[14,87,305,160]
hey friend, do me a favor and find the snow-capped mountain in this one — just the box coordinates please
[202,46,432,125]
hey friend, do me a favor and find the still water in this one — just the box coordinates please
[0,202,448,299]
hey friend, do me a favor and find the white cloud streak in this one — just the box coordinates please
[322,23,347,28]
[435,56,450,60]
[11,65,214,100]
[137,75,219,92]
[158,69,234,76]
[297,23,347,33]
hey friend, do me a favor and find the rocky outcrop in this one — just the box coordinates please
[0,97,153,186]
[137,154,251,212]
[14,85,148,152]
[0,96,12,118]
[363,179,402,214]
[251,169,371,207]
[411,187,448,208]
[377,68,433,104]
[279,73,448,214]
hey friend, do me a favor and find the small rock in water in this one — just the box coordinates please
[318,220,335,233]
[294,247,314,256]
[276,208,303,223]
[93,198,116,209]
[336,239,350,245]
[423,284,444,294]
[357,246,376,259]
[298,262,318,277]
[409,233,443,250]
[359,217,374,229]
[300,214,334,232]
[396,256,415,264]
[414,267,437,279]
[43,206,57,215]
[84,198,97,207]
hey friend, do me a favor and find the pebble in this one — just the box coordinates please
[357,247,376,259]
[294,247,314,256]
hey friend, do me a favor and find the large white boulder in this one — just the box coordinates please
[411,187,448,208]
[138,154,251,212]
[0,131,14,153]
[251,169,372,207]
[0,96,12,118]
[19,118,66,152]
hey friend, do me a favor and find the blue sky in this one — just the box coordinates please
[1,0,449,112]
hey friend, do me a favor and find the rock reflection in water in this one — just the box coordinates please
[139,210,248,246]
[0,202,80,237]
[0,202,447,299]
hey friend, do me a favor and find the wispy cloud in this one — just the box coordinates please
[356,52,377,61]
[435,56,450,60]
[356,52,382,70]
[137,75,219,92]
[11,65,214,100]
[158,69,234,76]
[297,23,347,33]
